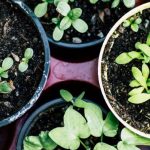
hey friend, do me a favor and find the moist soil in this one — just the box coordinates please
[102,9,150,133]
[28,103,120,150]
[25,0,130,43]
[0,0,44,120]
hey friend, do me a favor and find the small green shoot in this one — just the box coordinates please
[115,33,150,64]
[18,48,33,73]
[123,15,142,32]
[0,57,14,79]
[0,81,13,94]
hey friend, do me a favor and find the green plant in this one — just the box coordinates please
[0,57,14,79]
[123,15,142,32]
[128,64,150,104]
[0,81,13,94]
[18,48,34,72]
[89,0,135,8]
[115,33,150,64]
[23,90,150,150]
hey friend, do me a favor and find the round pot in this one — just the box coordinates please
[98,2,150,138]
[0,0,50,127]
[16,98,107,150]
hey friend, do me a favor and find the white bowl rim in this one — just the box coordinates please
[98,2,150,139]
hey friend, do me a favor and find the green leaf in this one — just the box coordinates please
[135,42,150,57]
[23,136,43,150]
[52,18,60,25]
[142,63,149,80]
[72,19,88,33]
[56,1,70,16]
[128,93,150,104]
[135,18,142,25]
[1,71,8,78]
[146,33,150,46]
[69,8,82,20]
[24,48,34,60]
[128,51,142,59]
[54,0,69,6]
[131,23,139,32]
[128,87,144,96]
[94,142,117,150]
[19,62,28,73]
[132,67,147,90]
[60,16,72,30]
[34,2,48,18]
[123,0,135,8]
[147,78,150,87]
[123,20,130,27]
[129,80,140,87]
[0,81,13,94]
[121,128,150,146]
[111,0,120,8]
[117,141,140,150]
[103,112,119,137]
[60,89,73,102]
[115,53,132,64]
[2,57,14,71]
[53,27,64,41]
[49,127,80,150]
[84,103,103,137]
[89,0,99,4]
[39,131,57,150]
[64,106,90,139]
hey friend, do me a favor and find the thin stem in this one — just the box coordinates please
[101,134,103,142]
[80,140,88,150]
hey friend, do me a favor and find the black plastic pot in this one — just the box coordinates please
[0,0,50,127]
[16,98,107,150]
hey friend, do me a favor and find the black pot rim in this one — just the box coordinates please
[48,35,105,49]
[0,0,50,127]
[16,98,107,150]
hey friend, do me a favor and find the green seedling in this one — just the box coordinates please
[18,48,33,73]
[23,90,150,150]
[128,64,150,104]
[0,81,13,94]
[115,33,150,64]
[89,0,135,8]
[0,57,14,79]
[123,15,142,32]
[53,2,88,41]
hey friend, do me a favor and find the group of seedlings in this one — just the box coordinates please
[34,0,136,41]
[23,90,150,150]
[115,19,150,105]
[0,48,33,94]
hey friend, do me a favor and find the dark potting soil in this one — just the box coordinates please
[0,0,44,120]
[28,103,120,150]
[102,9,150,133]
[25,0,130,43]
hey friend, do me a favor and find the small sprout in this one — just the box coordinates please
[115,33,150,64]
[123,15,142,32]
[0,57,14,79]
[19,48,33,73]
[89,0,99,4]
[53,3,88,41]
[0,81,13,94]
[128,64,150,104]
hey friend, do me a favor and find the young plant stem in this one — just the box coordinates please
[80,139,88,150]
[101,134,103,142]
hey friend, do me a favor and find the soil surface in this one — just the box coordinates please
[0,0,44,120]
[25,0,130,43]
[102,9,150,133]
[28,103,120,150]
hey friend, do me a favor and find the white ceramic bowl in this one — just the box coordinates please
[98,2,150,138]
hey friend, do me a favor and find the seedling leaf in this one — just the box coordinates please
[0,81,13,94]
[60,89,73,102]
[94,142,117,150]
[129,80,140,87]
[123,0,135,8]
[128,93,150,104]
[24,48,34,59]
[53,27,64,41]
[34,2,48,18]
[115,53,132,64]
[84,103,103,137]
[103,112,119,137]
[117,141,140,150]
[60,16,72,30]
[128,87,144,96]
[142,63,149,80]
[19,62,28,73]
[146,33,150,46]
[2,57,13,71]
